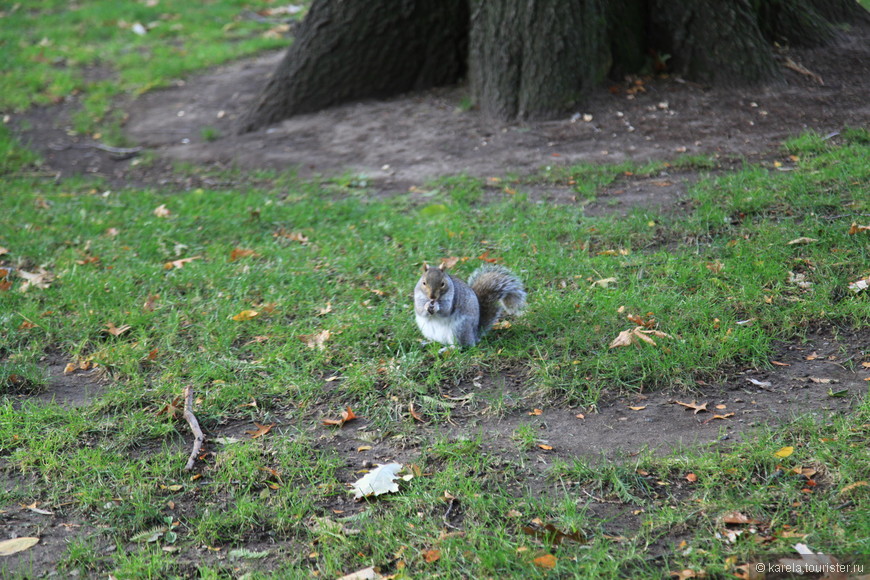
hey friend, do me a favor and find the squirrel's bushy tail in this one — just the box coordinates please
[468,264,527,335]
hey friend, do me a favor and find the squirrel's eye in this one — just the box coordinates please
[441,282,447,289]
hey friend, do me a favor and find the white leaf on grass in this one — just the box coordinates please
[747,378,772,388]
[337,566,383,580]
[848,276,869,294]
[18,268,53,292]
[351,463,405,500]
[0,537,39,556]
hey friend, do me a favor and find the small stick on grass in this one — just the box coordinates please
[183,385,204,471]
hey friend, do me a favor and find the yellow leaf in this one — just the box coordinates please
[533,554,557,570]
[628,405,647,411]
[232,310,259,321]
[0,537,39,556]
[774,446,794,458]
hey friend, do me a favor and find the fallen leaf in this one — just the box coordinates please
[440,256,461,269]
[232,309,259,321]
[706,260,724,273]
[591,277,617,288]
[532,554,557,570]
[317,302,333,315]
[229,248,260,262]
[808,377,836,384]
[104,322,132,336]
[273,229,309,244]
[522,520,586,546]
[787,237,818,245]
[156,397,184,419]
[609,326,673,348]
[336,566,382,580]
[747,378,772,388]
[245,422,275,439]
[299,329,331,350]
[164,256,200,270]
[686,473,698,483]
[774,446,794,458]
[537,444,553,451]
[848,222,870,234]
[0,537,40,555]
[63,363,77,374]
[477,250,499,263]
[323,406,358,427]
[771,361,790,367]
[422,549,441,563]
[18,268,53,291]
[409,403,424,422]
[722,511,764,525]
[143,294,159,311]
[674,401,708,414]
[528,408,543,416]
[0,246,8,255]
[838,481,868,495]
[153,204,171,218]
[628,405,647,411]
[22,502,53,515]
[351,463,404,500]
[670,569,705,579]
[575,413,585,419]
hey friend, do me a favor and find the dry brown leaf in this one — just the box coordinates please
[229,248,260,262]
[422,549,441,563]
[317,302,333,316]
[323,406,358,427]
[0,537,40,556]
[156,396,184,419]
[153,204,171,218]
[440,256,461,269]
[786,237,818,245]
[722,511,764,525]
[0,246,8,255]
[674,400,708,414]
[706,260,724,273]
[838,481,868,496]
[63,362,77,375]
[299,329,331,350]
[522,520,586,546]
[143,294,159,312]
[610,326,672,348]
[409,402,424,422]
[528,408,543,416]
[686,473,698,483]
[164,256,201,270]
[245,422,275,439]
[848,276,870,294]
[18,268,53,292]
[105,322,132,336]
[537,444,553,451]
[848,222,870,234]
[628,405,647,411]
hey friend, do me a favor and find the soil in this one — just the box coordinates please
[3,24,869,579]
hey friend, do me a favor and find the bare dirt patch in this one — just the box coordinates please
[14,26,870,205]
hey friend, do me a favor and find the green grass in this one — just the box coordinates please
[2,121,869,577]
[0,0,297,138]
[2,0,870,576]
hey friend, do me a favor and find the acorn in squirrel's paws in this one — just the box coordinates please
[413,262,526,346]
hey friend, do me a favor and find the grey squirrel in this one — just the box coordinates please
[414,262,526,346]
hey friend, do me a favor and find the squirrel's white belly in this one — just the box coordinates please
[415,313,457,345]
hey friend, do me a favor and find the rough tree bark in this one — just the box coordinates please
[240,0,468,132]
[240,0,868,129]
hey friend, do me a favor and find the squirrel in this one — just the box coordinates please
[414,262,527,346]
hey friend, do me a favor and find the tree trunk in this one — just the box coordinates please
[468,0,609,120]
[240,0,868,129]
[648,0,784,86]
[240,0,468,133]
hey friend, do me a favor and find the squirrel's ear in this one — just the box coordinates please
[438,261,447,271]
[422,262,429,272]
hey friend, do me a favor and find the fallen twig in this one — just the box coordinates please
[781,57,824,85]
[183,385,204,471]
